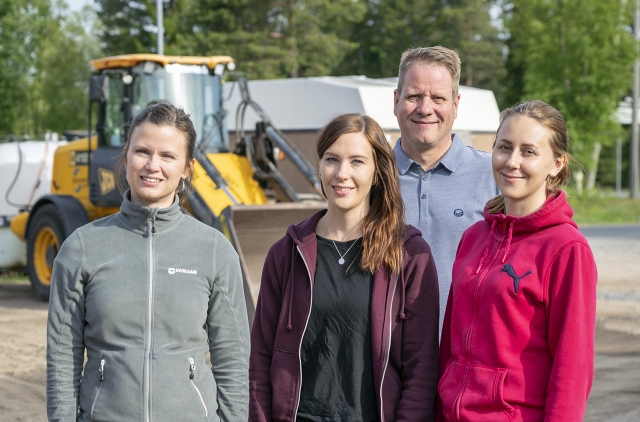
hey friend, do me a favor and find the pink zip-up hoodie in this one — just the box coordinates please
[438,191,597,421]
[249,210,440,422]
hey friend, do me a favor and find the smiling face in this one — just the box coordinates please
[492,115,566,217]
[394,63,460,165]
[125,122,194,209]
[319,131,376,218]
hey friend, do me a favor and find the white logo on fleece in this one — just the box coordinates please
[167,268,197,275]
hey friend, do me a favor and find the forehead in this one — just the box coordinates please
[402,63,453,94]
[325,132,373,157]
[497,115,552,146]
[129,122,188,150]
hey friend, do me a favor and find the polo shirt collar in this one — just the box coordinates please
[394,133,465,174]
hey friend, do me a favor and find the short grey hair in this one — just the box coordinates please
[397,46,461,97]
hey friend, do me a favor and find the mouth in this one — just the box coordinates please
[141,176,161,184]
[332,186,353,195]
[501,173,524,182]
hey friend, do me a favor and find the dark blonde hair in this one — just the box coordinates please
[397,46,461,97]
[115,102,197,204]
[316,113,405,274]
[487,100,571,214]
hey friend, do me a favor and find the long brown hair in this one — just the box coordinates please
[486,100,571,214]
[115,102,197,204]
[316,114,405,274]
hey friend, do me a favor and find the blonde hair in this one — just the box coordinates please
[486,100,571,214]
[397,46,461,97]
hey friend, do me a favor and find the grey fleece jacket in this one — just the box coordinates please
[46,192,250,422]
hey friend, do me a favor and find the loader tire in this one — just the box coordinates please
[27,204,65,301]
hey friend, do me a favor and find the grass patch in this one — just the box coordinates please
[567,189,640,225]
[0,271,29,285]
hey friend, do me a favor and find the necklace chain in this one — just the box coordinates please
[324,218,359,265]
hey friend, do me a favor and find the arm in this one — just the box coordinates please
[207,237,251,422]
[249,245,284,422]
[46,232,86,422]
[544,241,597,422]
[395,241,440,422]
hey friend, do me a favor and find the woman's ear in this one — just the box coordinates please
[551,154,567,177]
[183,158,195,179]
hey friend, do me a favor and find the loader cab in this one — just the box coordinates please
[87,55,236,207]
[90,54,235,151]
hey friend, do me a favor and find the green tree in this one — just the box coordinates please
[437,0,506,97]
[0,0,103,137]
[0,0,50,136]
[173,0,366,79]
[31,4,103,133]
[503,0,635,192]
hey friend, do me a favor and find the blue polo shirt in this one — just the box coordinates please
[394,134,499,334]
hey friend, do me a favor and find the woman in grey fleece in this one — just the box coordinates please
[46,103,250,422]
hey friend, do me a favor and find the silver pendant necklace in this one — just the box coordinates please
[324,218,359,265]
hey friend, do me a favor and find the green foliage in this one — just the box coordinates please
[503,0,635,177]
[0,0,50,135]
[173,0,366,79]
[437,0,506,98]
[0,0,102,137]
[567,188,640,225]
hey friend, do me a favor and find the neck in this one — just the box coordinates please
[504,193,547,217]
[402,135,453,170]
[319,206,366,241]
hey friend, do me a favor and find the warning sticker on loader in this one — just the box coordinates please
[98,168,116,195]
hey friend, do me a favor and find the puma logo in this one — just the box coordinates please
[501,263,532,294]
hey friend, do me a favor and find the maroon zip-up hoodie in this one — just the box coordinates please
[249,210,439,422]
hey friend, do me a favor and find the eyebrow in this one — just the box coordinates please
[324,151,369,160]
[496,139,539,149]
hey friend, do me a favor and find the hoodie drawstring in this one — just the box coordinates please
[501,221,515,263]
[286,246,296,331]
[398,263,406,320]
[475,220,497,274]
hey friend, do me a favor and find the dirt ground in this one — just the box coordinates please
[0,232,638,421]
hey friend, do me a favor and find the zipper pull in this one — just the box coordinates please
[99,359,105,381]
[189,357,195,380]
[150,216,156,234]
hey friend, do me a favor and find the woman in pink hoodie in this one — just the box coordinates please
[438,100,597,421]
[250,113,440,422]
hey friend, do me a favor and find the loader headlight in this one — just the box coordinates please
[226,62,236,71]
[122,74,133,85]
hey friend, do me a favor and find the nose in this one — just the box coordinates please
[505,152,520,169]
[145,154,161,171]
[416,97,434,116]
[335,161,350,180]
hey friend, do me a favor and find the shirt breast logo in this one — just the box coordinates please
[453,209,464,217]
[501,263,532,294]
[168,267,198,275]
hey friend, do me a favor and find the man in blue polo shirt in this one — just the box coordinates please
[393,46,499,335]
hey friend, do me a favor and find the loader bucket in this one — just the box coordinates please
[227,202,326,324]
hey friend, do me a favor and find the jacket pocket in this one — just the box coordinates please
[439,360,518,422]
[188,356,209,418]
[90,358,106,420]
[269,349,299,420]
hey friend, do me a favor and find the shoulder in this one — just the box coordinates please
[460,145,493,167]
[180,214,239,257]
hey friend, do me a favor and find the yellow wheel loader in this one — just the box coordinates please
[8,54,325,321]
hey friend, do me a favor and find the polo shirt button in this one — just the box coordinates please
[421,194,426,199]
[422,176,427,181]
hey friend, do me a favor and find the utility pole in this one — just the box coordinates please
[156,0,164,55]
[632,0,640,198]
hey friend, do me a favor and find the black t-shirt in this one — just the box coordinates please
[296,236,378,422]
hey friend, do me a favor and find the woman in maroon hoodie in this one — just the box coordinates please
[438,100,597,421]
[249,113,440,422]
